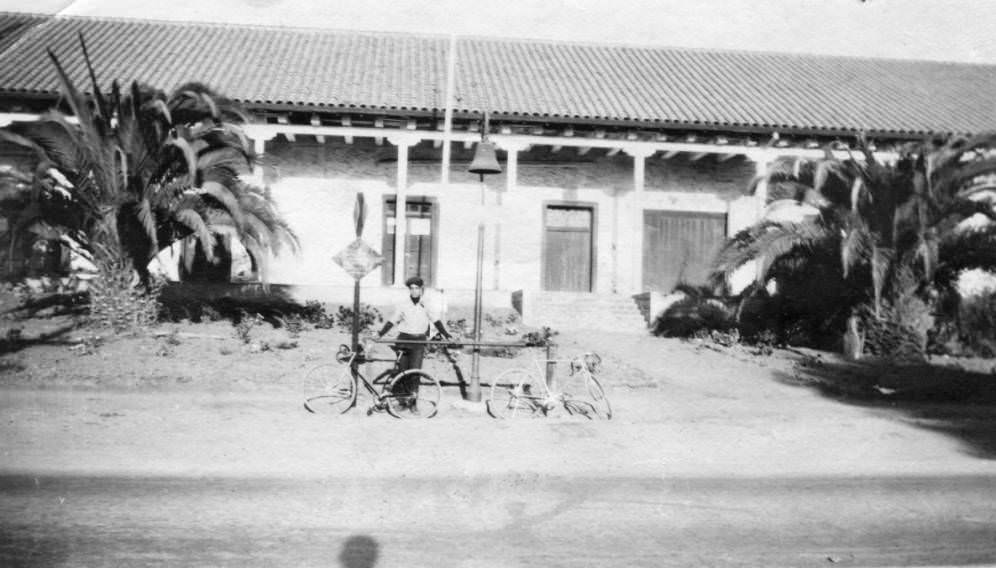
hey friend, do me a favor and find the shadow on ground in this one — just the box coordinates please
[774,351,996,459]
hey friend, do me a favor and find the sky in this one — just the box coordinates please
[1,0,994,64]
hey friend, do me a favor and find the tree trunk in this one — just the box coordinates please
[842,315,864,360]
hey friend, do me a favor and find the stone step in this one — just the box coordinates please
[521,292,649,332]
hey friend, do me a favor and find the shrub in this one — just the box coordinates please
[955,290,996,356]
[0,327,23,354]
[155,329,181,357]
[652,296,735,338]
[279,313,305,339]
[201,305,224,322]
[335,304,383,333]
[302,300,335,329]
[233,310,265,344]
[522,326,558,347]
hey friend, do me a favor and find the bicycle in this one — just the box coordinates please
[303,342,442,419]
[487,351,612,419]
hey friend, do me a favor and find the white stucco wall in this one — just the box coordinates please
[181,136,756,304]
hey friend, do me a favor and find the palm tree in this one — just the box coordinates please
[0,34,297,288]
[711,133,996,356]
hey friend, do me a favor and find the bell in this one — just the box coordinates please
[468,140,502,179]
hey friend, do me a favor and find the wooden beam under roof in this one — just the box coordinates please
[606,147,621,157]
[662,150,681,159]
[689,152,708,161]
[311,115,325,143]
[464,123,480,149]
[716,153,739,162]
[577,130,605,156]
[552,126,573,152]
[341,116,353,144]
[277,115,295,142]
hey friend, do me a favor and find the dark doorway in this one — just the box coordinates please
[642,210,726,292]
[382,198,436,286]
[542,205,594,292]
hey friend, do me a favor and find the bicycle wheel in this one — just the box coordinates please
[384,370,441,419]
[488,368,545,419]
[302,364,356,415]
[558,367,609,420]
[586,375,612,419]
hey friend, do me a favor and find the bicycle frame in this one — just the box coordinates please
[304,343,445,418]
[348,348,405,412]
[489,351,610,419]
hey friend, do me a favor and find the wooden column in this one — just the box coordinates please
[748,149,773,219]
[243,125,279,187]
[623,145,654,293]
[388,134,415,286]
[492,139,528,292]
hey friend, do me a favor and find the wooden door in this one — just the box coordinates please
[542,206,593,292]
[383,200,434,286]
[642,210,726,292]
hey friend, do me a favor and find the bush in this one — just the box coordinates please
[933,290,996,357]
[279,313,305,338]
[301,300,335,329]
[335,304,383,333]
[522,326,558,347]
[652,296,735,338]
[233,310,265,344]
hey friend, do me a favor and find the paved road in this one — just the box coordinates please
[2,473,994,567]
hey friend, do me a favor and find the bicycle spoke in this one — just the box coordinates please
[489,369,544,419]
[385,370,441,419]
[302,364,356,415]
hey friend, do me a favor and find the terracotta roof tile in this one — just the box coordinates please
[0,14,993,136]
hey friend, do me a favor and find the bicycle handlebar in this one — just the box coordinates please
[371,338,531,348]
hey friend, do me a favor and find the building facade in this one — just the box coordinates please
[1,14,994,328]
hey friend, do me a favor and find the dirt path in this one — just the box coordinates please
[2,324,995,479]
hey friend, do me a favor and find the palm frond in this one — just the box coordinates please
[870,246,893,318]
[136,198,158,254]
[77,33,109,122]
[839,214,867,278]
[199,180,246,229]
[175,208,213,261]
[165,136,198,184]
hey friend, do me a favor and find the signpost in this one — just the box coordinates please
[332,193,383,354]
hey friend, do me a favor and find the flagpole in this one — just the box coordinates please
[440,33,457,185]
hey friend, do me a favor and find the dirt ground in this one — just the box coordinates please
[3,305,996,480]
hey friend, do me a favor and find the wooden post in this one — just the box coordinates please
[545,343,556,389]
[351,279,360,354]
[468,223,485,402]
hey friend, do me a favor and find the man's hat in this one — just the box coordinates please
[405,276,424,287]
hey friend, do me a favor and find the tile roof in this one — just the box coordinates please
[0,13,993,137]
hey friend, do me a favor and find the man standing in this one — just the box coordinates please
[374,276,453,400]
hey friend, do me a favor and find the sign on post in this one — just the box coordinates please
[333,239,383,280]
[333,193,383,355]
